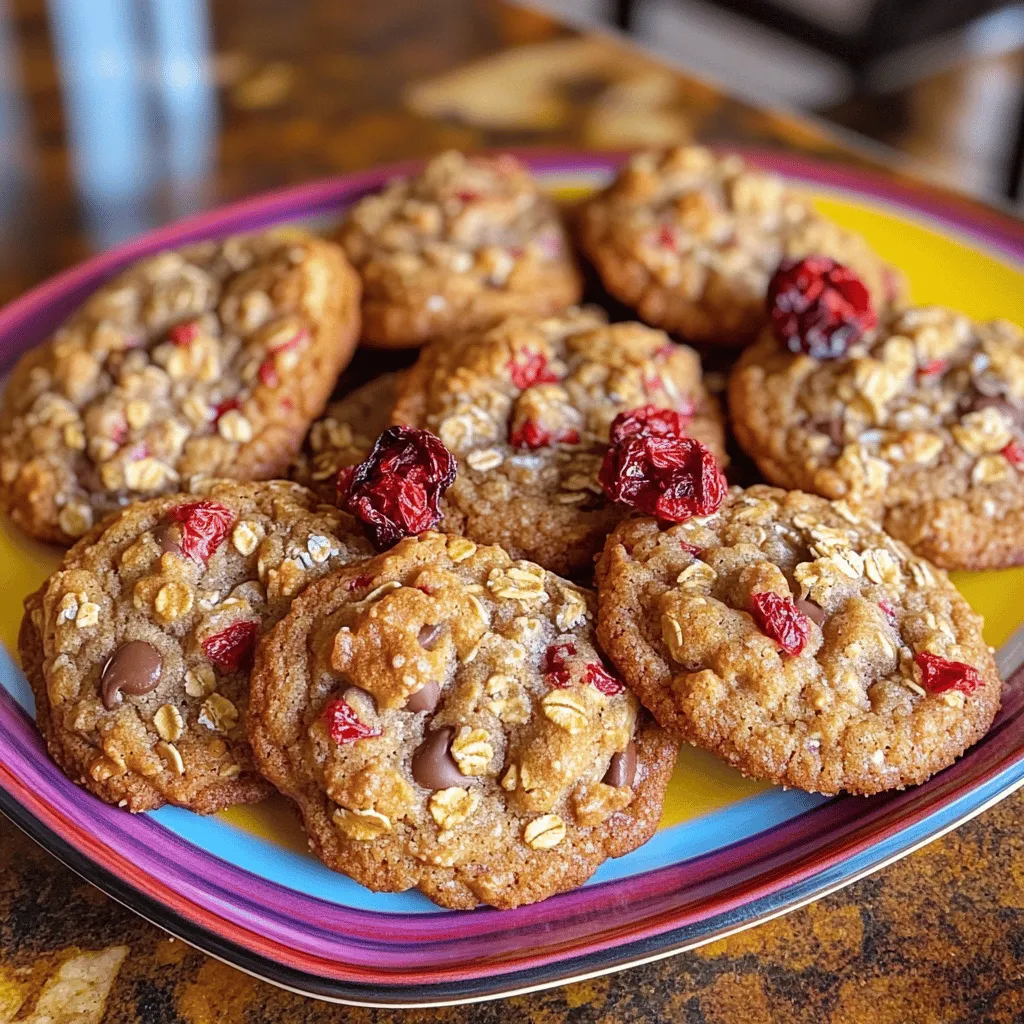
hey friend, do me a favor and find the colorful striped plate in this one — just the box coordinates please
[1,152,1023,1007]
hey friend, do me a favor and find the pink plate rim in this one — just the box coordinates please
[1,149,1023,1007]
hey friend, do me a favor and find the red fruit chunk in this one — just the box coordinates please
[257,359,278,386]
[202,619,259,672]
[343,426,456,550]
[322,698,381,744]
[878,599,899,630]
[657,225,678,249]
[767,255,876,359]
[346,574,374,592]
[600,433,726,522]
[509,421,579,449]
[110,419,128,446]
[455,190,479,204]
[608,405,692,446]
[1002,440,1024,468]
[585,662,625,695]
[679,540,701,555]
[258,328,309,386]
[335,465,356,500]
[750,591,810,656]
[508,350,560,390]
[542,642,577,687]
[915,652,984,696]
[167,501,235,564]
[168,321,200,347]
[213,397,240,422]
[918,358,947,377]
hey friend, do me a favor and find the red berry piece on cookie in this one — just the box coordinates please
[767,255,877,359]
[342,426,456,550]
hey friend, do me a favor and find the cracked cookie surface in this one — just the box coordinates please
[729,307,1024,569]
[248,531,677,909]
[337,151,582,348]
[19,480,373,813]
[0,228,361,545]
[578,146,899,346]
[595,486,1001,796]
[391,307,726,575]
[290,372,402,502]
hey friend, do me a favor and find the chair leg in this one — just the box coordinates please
[1007,88,1024,203]
[612,0,637,32]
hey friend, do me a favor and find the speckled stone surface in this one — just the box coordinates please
[3,0,1023,1020]
[3,794,1024,1022]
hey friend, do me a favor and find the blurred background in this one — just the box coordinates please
[0,0,1020,308]
[542,0,1024,202]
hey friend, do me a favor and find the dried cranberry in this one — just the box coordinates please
[915,652,984,696]
[878,599,899,630]
[657,225,678,249]
[322,698,381,744]
[213,397,240,422]
[608,405,692,446]
[110,419,129,446]
[342,426,456,550]
[600,433,726,522]
[257,359,279,386]
[679,539,701,556]
[585,663,625,695]
[455,189,479,204]
[202,619,259,671]
[918,358,947,378]
[508,350,560,390]
[750,591,810,656]
[509,421,579,449]
[258,329,308,387]
[767,256,877,359]
[542,642,577,687]
[167,501,234,564]
[1003,440,1024,468]
[346,574,374,592]
[169,321,200,347]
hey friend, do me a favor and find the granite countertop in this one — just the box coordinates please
[1,1,1022,1020]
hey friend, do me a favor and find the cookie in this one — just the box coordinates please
[730,304,1024,569]
[337,151,582,348]
[0,228,361,545]
[577,146,900,346]
[290,372,402,501]
[595,486,1001,796]
[19,480,373,813]
[249,531,677,909]
[390,307,727,575]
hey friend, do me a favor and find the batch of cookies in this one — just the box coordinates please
[4,147,1015,910]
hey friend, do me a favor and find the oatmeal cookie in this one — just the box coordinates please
[338,151,582,348]
[249,531,677,909]
[578,146,899,346]
[730,306,1024,569]
[596,486,1001,796]
[19,480,373,813]
[0,228,361,545]
[391,308,726,575]
[290,372,402,501]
